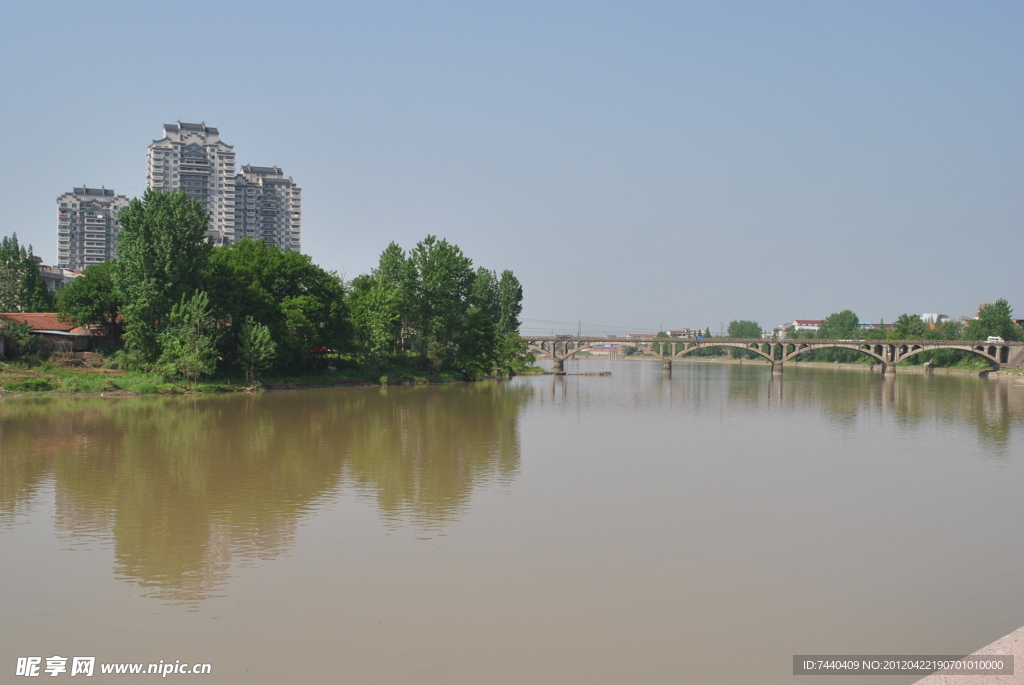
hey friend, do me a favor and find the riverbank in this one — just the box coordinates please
[0,360,549,397]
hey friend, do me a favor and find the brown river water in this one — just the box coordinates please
[1,360,1023,684]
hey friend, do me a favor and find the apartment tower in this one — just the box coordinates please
[56,187,129,270]
[233,165,302,251]
[146,122,237,245]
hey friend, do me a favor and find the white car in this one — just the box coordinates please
[986,336,1005,343]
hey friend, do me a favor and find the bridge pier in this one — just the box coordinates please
[552,358,565,375]
[771,362,783,375]
[882,362,895,375]
[662,360,672,376]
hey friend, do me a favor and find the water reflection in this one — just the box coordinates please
[0,383,528,602]
[548,361,1024,457]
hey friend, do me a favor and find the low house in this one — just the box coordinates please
[792,319,822,332]
[0,313,95,352]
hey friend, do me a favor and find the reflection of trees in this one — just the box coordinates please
[339,382,526,529]
[773,370,1024,453]
[0,384,526,602]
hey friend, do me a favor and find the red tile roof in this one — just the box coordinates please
[0,312,77,332]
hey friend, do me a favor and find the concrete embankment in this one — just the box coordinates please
[913,625,1024,684]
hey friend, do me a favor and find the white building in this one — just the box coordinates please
[56,187,129,269]
[147,122,237,245]
[233,165,302,251]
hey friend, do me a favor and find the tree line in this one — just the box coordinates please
[5,189,526,384]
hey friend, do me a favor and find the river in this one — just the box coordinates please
[1,360,1022,684]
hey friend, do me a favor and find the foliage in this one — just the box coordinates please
[408,235,474,369]
[207,239,350,370]
[817,310,859,339]
[113,190,212,362]
[57,261,124,340]
[497,270,523,336]
[727,320,761,338]
[0,263,18,311]
[0,234,54,312]
[157,291,219,386]
[238,317,277,385]
[0,320,41,358]
[349,272,402,363]
[890,313,928,339]
[962,299,1022,341]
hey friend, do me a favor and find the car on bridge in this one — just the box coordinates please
[987,336,1005,343]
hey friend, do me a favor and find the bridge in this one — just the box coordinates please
[524,336,1024,376]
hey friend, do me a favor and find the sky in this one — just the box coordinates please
[1,0,1020,336]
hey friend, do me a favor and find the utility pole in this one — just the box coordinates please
[578,320,581,338]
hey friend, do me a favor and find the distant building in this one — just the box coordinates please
[920,313,951,324]
[38,263,80,291]
[56,187,129,269]
[146,122,301,251]
[147,122,237,245]
[791,320,822,332]
[233,165,302,251]
[666,329,695,338]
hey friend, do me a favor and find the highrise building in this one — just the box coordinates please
[233,165,302,251]
[56,187,129,270]
[146,122,237,245]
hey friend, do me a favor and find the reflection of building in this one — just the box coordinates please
[233,165,302,251]
[147,122,237,245]
[56,187,129,269]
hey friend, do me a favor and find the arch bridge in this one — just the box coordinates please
[525,336,1024,376]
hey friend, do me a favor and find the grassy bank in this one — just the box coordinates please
[0,354,547,397]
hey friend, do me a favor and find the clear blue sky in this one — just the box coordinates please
[2,0,1020,334]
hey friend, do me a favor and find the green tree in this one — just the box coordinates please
[890,313,928,339]
[56,261,124,340]
[0,234,54,312]
[727,320,761,338]
[496,270,523,336]
[0,320,41,358]
[963,299,1022,341]
[157,291,218,386]
[0,262,18,312]
[206,239,350,370]
[408,235,474,369]
[113,190,212,362]
[818,310,860,339]
[469,268,500,324]
[348,272,402,363]
[238,317,277,385]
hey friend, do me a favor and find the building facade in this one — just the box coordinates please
[147,122,237,245]
[56,187,129,270]
[233,165,302,251]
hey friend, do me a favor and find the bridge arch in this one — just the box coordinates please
[670,342,774,364]
[896,344,1000,369]
[782,343,888,365]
